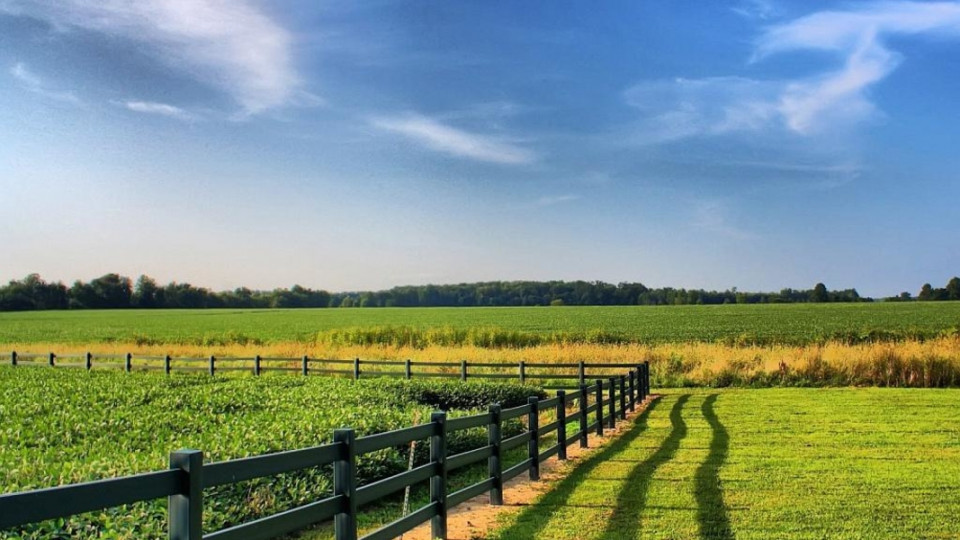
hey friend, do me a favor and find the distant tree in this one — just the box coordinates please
[947,277,960,301]
[133,275,160,308]
[810,283,829,303]
[918,283,934,301]
[899,292,912,301]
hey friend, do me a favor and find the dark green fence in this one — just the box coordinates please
[6,351,640,389]
[0,362,651,540]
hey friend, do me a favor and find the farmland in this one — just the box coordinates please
[0,368,539,539]
[1,302,959,347]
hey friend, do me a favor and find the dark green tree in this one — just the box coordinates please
[810,283,829,303]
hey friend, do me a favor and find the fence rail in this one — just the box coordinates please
[4,351,641,389]
[0,360,652,540]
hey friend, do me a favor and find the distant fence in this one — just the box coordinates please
[0,361,652,540]
[5,351,640,389]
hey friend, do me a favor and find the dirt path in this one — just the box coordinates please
[401,397,659,540]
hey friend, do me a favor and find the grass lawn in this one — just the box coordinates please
[491,388,960,539]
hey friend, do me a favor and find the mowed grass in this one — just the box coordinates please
[2,302,960,345]
[492,388,960,539]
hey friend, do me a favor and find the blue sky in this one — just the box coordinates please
[1,0,959,297]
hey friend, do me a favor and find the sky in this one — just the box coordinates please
[1,0,959,298]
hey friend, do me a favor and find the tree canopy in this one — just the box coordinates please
[0,273,896,311]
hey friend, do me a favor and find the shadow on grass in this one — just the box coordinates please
[598,394,690,539]
[490,396,668,539]
[695,394,733,540]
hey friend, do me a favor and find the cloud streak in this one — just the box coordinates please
[10,62,81,104]
[1,0,299,114]
[123,100,196,121]
[626,1,960,140]
[369,113,536,165]
[534,194,579,207]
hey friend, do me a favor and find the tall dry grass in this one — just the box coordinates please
[6,337,960,387]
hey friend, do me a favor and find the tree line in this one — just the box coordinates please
[0,273,916,311]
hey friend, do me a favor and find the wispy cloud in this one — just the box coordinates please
[122,100,196,121]
[692,199,756,240]
[623,77,780,144]
[626,1,960,140]
[534,194,579,207]
[731,0,779,20]
[10,62,81,104]
[1,0,300,115]
[369,113,536,165]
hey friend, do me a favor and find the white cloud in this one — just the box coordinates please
[627,2,960,139]
[10,61,81,104]
[1,0,299,114]
[369,113,536,165]
[123,100,196,121]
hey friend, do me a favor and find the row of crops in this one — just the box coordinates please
[2,302,959,346]
[0,368,543,538]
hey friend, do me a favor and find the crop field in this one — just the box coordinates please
[493,388,960,539]
[0,367,539,539]
[4,367,958,539]
[2,302,960,347]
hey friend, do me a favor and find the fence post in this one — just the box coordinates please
[333,429,357,540]
[302,355,309,376]
[405,359,412,380]
[619,376,627,420]
[519,360,526,385]
[488,404,503,505]
[595,380,604,437]
[254,355,261,376]
[125,353,132,373]
[636,364,645,402]
[644,361,651,396]
[165,355,172,375]
[557,390,567,460]
[460,360,468,381]
[48,352,55,367]
[528,396,540,480]
[628,370,636,412]
[430,411,448,540]
[208,356,215,377]
[608,377,616,429]
[353,358,360,380]
[578,384,588,448]
[168,449,203,540]
[85,351,92,370]
[10,351,16,367]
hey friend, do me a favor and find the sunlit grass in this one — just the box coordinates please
[7,336,960,387]
[492,388,960,539]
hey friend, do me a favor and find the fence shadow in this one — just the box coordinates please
[598,394,690,539]
[695,394,733,540]
[491,397,664,539]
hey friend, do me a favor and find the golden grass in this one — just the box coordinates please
[6,336,960,387]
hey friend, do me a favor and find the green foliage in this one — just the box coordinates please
[0,274,881,313]
[0,369,540,539]
[3,302,960,346]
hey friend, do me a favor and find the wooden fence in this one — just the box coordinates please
[0,361,651,540]
[6,350,642,389]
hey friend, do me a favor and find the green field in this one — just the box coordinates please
[2,302,960,346]
[0,368,537,539]
[493,388,960,539]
